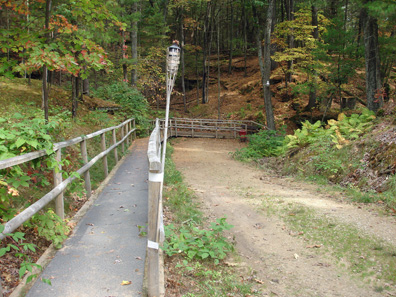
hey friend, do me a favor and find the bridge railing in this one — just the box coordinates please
[0,118,136,240]
[146,118,165,297]
[158,117,265,139]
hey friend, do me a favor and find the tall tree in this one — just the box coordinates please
[362,0,383,111]
[263,0,276,130]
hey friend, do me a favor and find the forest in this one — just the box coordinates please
[2,0,396,296]
[0,0,395,130]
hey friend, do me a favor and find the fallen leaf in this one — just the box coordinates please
[294,253,299,259]
[135,256,142,260]
[121,280,131,286]
[254,279,265,284]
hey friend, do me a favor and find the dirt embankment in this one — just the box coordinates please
[171,138,396,297]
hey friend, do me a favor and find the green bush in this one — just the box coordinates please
[163,218,234,264]
[92,82,150,135]
[232,129,286,161]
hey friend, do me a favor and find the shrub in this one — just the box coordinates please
[92,82,150,135]
[232,129,286,161]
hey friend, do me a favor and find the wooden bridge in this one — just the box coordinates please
[159,117,265,139]
[0,117,264,297]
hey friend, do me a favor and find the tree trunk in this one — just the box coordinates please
[306,5,319,111]
[122,30,128,82]
[202,1,211,104]
[83,78,90,96]
[285,0,294,83]
[228,0,234,74]
[72,76,81,118]
[263,0,276,130]
[131,0,138,86]
[42,0,52,123]
[180,7,187,113]
[362,3,383,111]
[217,15,221,119]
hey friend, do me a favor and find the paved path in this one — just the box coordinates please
[26,139,149,297]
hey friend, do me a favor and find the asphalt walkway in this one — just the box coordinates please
[26,138,149,297]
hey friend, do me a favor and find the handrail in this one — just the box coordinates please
[0,118,136,240]
[156,117,266,140]
[146,118,165,297]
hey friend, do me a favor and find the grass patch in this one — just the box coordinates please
[259,196,396,287]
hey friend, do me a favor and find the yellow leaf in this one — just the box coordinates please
[337,113,345,121]
[121,280,132,286]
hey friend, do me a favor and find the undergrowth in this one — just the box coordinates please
[162,143,259,296]
[234,108,396,209]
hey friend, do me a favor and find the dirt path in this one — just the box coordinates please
[172,138,396,297]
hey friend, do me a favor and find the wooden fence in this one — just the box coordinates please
[146,119,165,297]
[160,118,265,139]
[0,118,136,240]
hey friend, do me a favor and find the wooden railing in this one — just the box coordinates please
[146,119,165,297]
[159,118,265,139]
[0,118,136,240]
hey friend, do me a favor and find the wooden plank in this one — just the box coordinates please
[0,150,47,170]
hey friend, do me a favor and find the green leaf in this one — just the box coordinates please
[15,138,26,148]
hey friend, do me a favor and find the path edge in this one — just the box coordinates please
[9,142,139,297]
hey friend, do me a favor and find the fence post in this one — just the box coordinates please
[80,139,92,199]
[101,133,108,177]
[191,120,194,138]
[112,129,118,163]
[147,167,162,297]
[121,125,125,154]
[125,122,130,148]
[133,118,136,140]
[53,149,64,220]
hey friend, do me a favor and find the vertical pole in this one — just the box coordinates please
[101,133,108,177]
[133,118,136,140]
[216,121,218,139]
[191,120,194,138]
[175,119,178,137]
[112,129,118,163]
[80,139,92,198]
[53,149,64,220]
[121,125,125,154]
[147,168,162,297]
[126,121,130,148]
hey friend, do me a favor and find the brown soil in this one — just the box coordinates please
[170,137,396,297]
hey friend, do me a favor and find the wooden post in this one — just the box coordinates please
[112,129,118,163]
[191,120,194,138]
[215,121,218,139]
[133,118,136,140]
[121,125,125,154]
[233,123,237,139]
[125,122,130,148]
[80,139,92,199]
[147,168,161,297]
[175,119,178,137]
[53,149,64,220]
[101,133,108,177]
